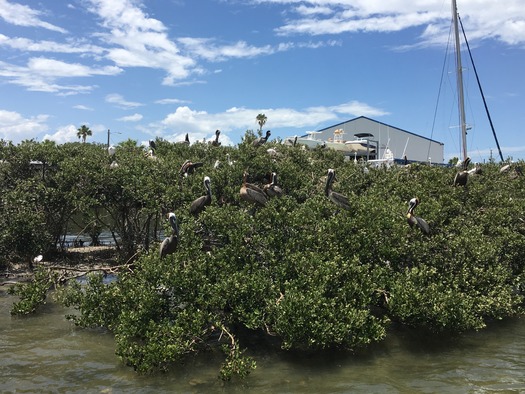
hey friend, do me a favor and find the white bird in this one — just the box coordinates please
[108,146,116,156]
[226,153,235,166]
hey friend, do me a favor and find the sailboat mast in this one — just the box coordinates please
[452,0,468,162]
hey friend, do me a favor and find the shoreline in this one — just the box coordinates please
[1,246,118,288]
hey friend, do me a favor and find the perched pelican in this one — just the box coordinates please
[325,168,350,210]
[144,140,157,160]
[176,133,190,145]
[240,172,268,206]
[500,163,511,173]
[454,156,471,186]
[467,162,482,176]
[266,148,281,158]
[500,163,523,178]
[264,172,283,197]
[253,130,271,147]
[108,146,116,156]
[160,212,179,259]
[149,140,157,151]
[180,160,204,177]
[190,176,212,216]
[406,197,430,234]
[211,129,221,146]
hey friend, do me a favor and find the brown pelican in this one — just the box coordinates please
[454,156,471,186]
[143,140,157,160]
[253,130,271,147]
[176,133,190,145]
[467,162,482,176]
[190,176,212,216]
[211,129,221,146]
[500,163,523,179]
[325,168,350,210]
[160,212,179,259]
[406,197,430,234]
[180,160,204,177]
[240,172,268,206]
[264,172,283,197]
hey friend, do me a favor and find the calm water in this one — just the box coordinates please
[1,292,525,393]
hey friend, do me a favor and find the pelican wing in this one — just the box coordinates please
[415,216,430,234]
[329,191,350,210]
[240,185,268,206]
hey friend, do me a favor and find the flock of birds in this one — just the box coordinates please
[106,131,519,259]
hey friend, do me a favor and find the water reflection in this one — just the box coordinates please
[1,293,524,393]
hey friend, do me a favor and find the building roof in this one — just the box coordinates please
[315,116,444,146]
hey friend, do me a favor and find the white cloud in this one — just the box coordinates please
[153,101,387,141]
[177,37,275,61]
[27,57,121,78]
[73,105,94,111]
[266,0,525,46]
[105,93,143,108]
[86,0,198,84]
[42,123,106,144]
[117,113,143,122]
[0,109,49,141]
[42,124,79,144]
[155,98,191,105]
[0,58,120,94]
[0,34,106,54]
[0,0,67,33]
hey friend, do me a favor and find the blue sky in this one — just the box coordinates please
[1,0,524,162]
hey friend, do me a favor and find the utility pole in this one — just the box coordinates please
[107,129,121,147]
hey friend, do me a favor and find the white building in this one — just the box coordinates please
[301,116,444,164]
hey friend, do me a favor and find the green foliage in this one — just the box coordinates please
[2,139,525,379]
[9,268,58,315]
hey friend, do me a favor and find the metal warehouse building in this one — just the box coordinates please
[310,116,444,164]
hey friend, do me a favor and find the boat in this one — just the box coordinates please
[325,129,376,157]
[344,133,377,156]
[284,131,326,149]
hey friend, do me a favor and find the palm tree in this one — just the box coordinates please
[256,113,267,136]
[77,125,92,143]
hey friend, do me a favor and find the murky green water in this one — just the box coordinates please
[1,292,524,393]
